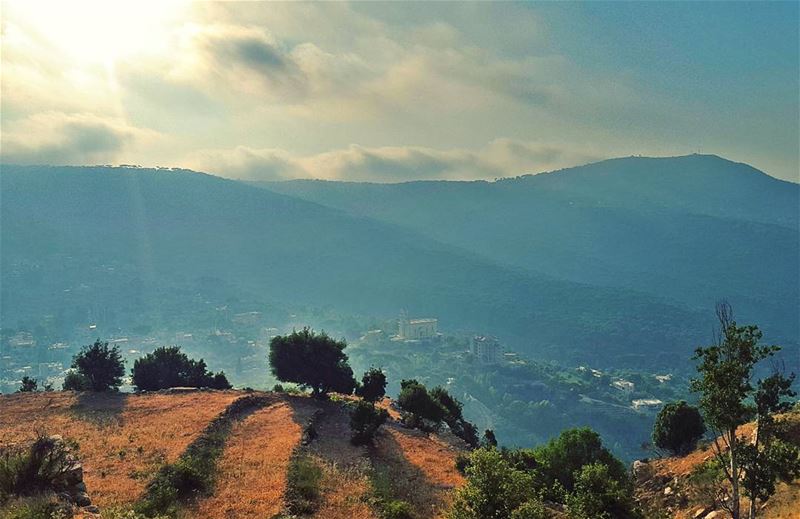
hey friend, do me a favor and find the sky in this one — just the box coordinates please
[1,1,798,182]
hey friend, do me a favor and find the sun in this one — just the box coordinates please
[4,0,189,69]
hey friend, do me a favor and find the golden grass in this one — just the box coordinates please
[373,424,465,519]
[187,398,302,519]
[0,391,240,507]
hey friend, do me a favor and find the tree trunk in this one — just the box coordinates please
[748,498,756,519]
[730,428,740,519]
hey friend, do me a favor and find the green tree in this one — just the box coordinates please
[131,346,231,391]
[652,401,706,455]
[449,448,541,519]
[356,368,387,403]
[16,376,37,393]
[349,400,388,445]
[62,371,88,391]
[690,302,798,519]
[566,462,641,519]
[397,379,446,423]
[71,339,125,391]
[269,328,356,397]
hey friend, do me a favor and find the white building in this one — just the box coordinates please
[472,335,500,364]
[398,312,438,340]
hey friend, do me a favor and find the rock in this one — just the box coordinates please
[74,492,91,507]
[64,463,83,485]
[705,512,721,519]
[693,506,712,518]
[71,481,87,493]
[85,505,100,513]
[663,486,673,496]
[632,460,650,482]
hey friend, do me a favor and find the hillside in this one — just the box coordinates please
[1,164,721,370]
[259,154,799,362]
[634,409,800,519]
[0,390,466,518]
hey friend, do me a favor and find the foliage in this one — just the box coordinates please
[509,500,548,519]
[690,303,798,518]
[481,430,498,449]
[71,339,125,391]
[61,372,88,391]
[284,454,323,515]
[369,465,415,519]
[356,368,387,403]
[565,462,641,519]
[350,400,389,445]
[449,448,539,519]
[131,346,231,391]
[429,386,479,447]
[269,328,356,397]
[531,427,628,497]
[0,494,72,519]
[397,379,446,423]
[652,401,706,455]
[0,435,78,501]
[16,377,37,393]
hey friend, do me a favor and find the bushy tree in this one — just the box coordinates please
[62,371,88,391]
[71,340,125,392]
[269,328,356,397]
[16,376,37,393]
[532,427,628,496]
[481,429,498,448]
[691,302,799,519]
[349,400,388,445]
[397,379,445,423]
[449,447,542,519]
[652,401,706,455]
[131,346,231,391]
[566,462,642,519]
[356,368,387,403]
[430,386,479,447]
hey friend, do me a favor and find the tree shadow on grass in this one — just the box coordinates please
[70,391,128,428]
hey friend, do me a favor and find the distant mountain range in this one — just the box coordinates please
[2,155,797,370]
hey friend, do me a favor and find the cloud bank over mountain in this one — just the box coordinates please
[1,2,797,181]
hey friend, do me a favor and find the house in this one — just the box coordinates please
[397,311,438,340]
[472,335,500,364]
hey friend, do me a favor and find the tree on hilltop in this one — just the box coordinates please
[269,328,356,397]
[68,339,125,392]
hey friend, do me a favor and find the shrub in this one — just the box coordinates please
[566,462,641,519]
[0,494,72,519]
[449,448,538,519]
[652,401,706,455]
[481,429,498,448]
[0,435,78,500]
[16,377,38,393]
[350,400,388,445]
[61,372,88,391]
[131,346,231,391]
[71,340,125,391]
[381,499,415,519]
[356,368,387,403]
[370,465,415,519]
[532,427,628,496]
[285,454,322,515]
[269,328,356,397]
[510,499,549,519]
[397,380,445,423]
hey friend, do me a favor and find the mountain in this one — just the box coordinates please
[1,164,715,369]
[257,154,800,358]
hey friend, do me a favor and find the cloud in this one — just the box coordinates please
[1,112,158,165]
[187,139,606,183]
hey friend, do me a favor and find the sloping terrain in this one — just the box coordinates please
[0,390,467,518]
[634,410,800,518]
[1,164,721,369]
[261,154,799,361]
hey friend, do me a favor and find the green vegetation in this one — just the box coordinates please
[136,395,268,516]
[16,377,38,393]
[651,401,705,455]
[67,340,125,392]
[691,303,800,519]
[349,400,389,445]
[356,368,387,403]
[284,453,323,515]
[0,435,78,502]
[450,427,640,519]
[397,379,446,425]
[131,346,231,391]
[368,465,415,519]
[0,494,72,519]
[269,328,356,397]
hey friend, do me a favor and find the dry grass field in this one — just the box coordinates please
[0,391,468,518]
[0,390,241,507]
